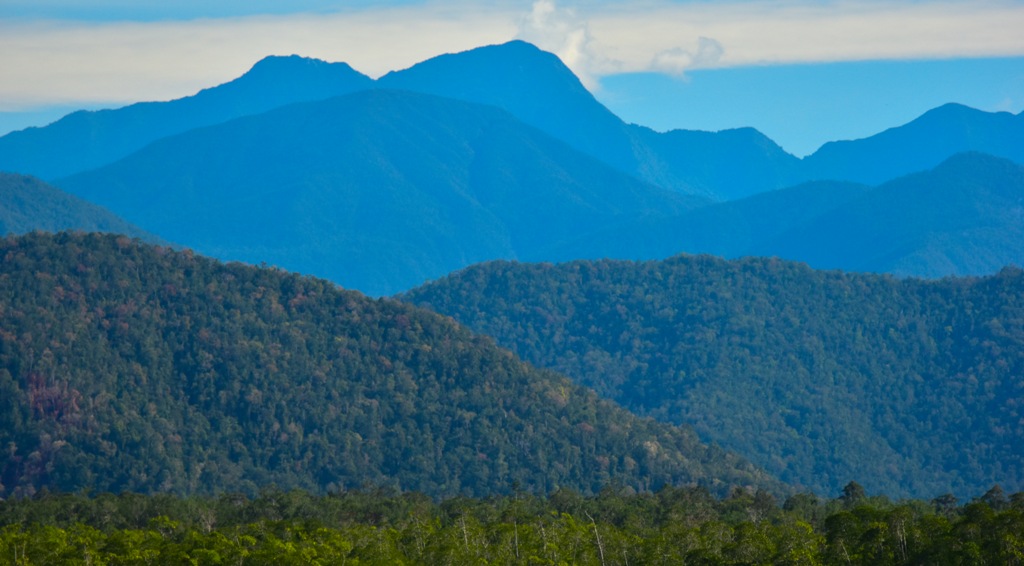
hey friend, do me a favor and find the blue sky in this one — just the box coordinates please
[1,0,1022,155]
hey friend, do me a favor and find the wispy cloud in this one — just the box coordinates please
[1,0,1022,110]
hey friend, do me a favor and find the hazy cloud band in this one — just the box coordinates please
[1,0,1022,109]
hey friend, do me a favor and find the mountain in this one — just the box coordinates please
[547,153,1024,279]
[0,232,779,498]
[762,152,1024,277]
[0,172,156,241]
[0,55,373,180]
[403,255,1024,499]
[5,41,1020,202]
[546,179,871,262]
[383,43,1024,200]
[804,103,1024,185]
[381,41,802,200]
[56,88,702,296]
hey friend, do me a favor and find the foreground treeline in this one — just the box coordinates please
[2,484,1023,564]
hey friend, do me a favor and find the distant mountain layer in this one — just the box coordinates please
[381,42,1023,199]
[0,232,778,498]
[760,152,1024,277]
[0,55,373,180]
[0,172,155,241]
[404,255,1024,500]
[555,152,1024,279]
[5,41,1019,203]
[804,103,1024,186]
[380,40,803,200]
[56,89,702,296]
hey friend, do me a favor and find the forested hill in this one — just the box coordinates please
[403,256,1024,499]
[0,173,156,241]
[0,232,778,499]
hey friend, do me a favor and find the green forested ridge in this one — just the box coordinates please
[1,485,1022,564]
[0,173,155,241]
[0,232,777,498]
[403,255,1024,499]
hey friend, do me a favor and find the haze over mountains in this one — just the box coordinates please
[57,89,701,295]
[0,56,373,181]
[0,40,1019,295]
[560,152,1024,279]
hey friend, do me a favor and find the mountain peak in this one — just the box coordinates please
[243,54,360,78]
[380,40,583,93]
[215,54,370,94]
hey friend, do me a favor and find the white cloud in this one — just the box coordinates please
[650,37,724,75]
[0,4,520,110]
[516,0,603,87]
[584,0,1024,71]
[1,0,1023,111]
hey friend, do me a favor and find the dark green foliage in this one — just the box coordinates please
[1,486,1022,565]
[0,232,777,498]
[0,55,374,180]
[403,254,1024,499]
[0,173,155,241]
[56,89,701,296]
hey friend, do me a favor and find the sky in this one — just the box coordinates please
[1,0,1023,155]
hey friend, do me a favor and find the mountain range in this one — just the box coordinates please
[403,254,1024,499]
[0,38,1022,504]
[3,41,1021,203]
[0,41,1014,295]
[558,152,1024,279]
[0,55,373,181]
[56,89,702,295]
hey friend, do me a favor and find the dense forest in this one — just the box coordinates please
[1,485,1022,564]
[0,232,777,499]
[403,255,1024,499]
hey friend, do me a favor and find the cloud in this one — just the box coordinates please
[651,37,724,75]
[1,1,1023,111]
[515,0,603,87]
[586,0,1024,70]
[0,4,520,110]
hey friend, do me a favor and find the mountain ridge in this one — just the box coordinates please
[403,254,1024,499]
[0,231,781,498]
[56,88,702,296]
[0,55,373,180]
[0,172,158,242]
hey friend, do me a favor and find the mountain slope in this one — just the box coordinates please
[0,55,373,180]
[403,256,1024,499]
[0,232,779,498]
[546,179,871,262]
[548,153,1024,279]
[381,41,802,200]
[764,152,1024,277]
[56,89,701,296]
[805,103,1024,185]
[0,172,156,241]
